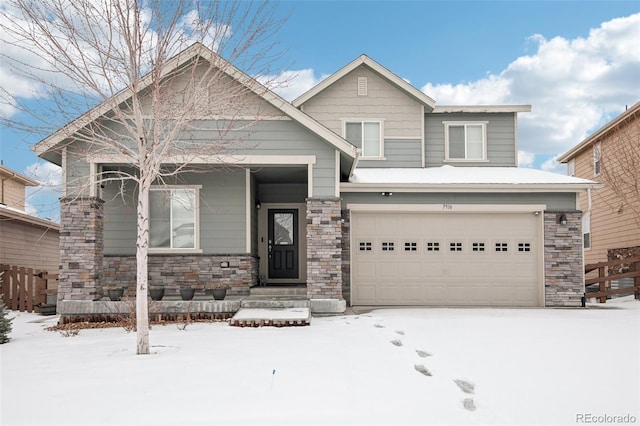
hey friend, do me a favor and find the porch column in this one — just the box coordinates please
[544,211,584,307]
[58,197,104,302]
[306,198,345,313]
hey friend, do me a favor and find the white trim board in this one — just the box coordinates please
[347,203,547,213]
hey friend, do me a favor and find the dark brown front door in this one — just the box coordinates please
[268,209,298,279]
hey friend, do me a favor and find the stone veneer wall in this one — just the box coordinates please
[58,197,104,302]
[341,210,351,305]
[607,246,640,275]
[103,255,258,297]
[306,198,342,299]
[544,211,584,307]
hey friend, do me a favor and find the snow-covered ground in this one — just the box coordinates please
[1,300,639,426]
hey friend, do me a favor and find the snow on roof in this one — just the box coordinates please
[349,166,597,186]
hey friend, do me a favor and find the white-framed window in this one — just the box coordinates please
[149,187,200,250]
[443,121,488,161]
[567,159,575,177]
[344,120,383,158]
[583,212,591,249]
[593,143,602,176]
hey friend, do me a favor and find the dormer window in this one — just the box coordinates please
[443,121,488,161]
[344,120,383,158]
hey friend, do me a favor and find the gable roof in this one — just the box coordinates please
[0,164,38,186]
[34,43,358,165]
[558,101,640,163]
[292,54,436,109]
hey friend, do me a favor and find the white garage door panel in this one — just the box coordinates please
[352,212,541,307]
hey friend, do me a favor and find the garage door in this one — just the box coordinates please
[351,211,541,307]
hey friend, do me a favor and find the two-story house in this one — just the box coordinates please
[34,44,596,317]
[0,164,60,275]
[558,101,640,269]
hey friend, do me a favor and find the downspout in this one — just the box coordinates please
[348,148,362,179]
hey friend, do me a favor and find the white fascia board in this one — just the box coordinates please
[92,154,317,165]
[292,55,436,108]
[347,203,547,213]
[433,105,532,113]
[340,182,600,193]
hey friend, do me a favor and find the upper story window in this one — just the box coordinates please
[593,142,602,176]
[443,121,488,161]
[345,120,383,158]
[150,187,199,250]
[567,159,575,177]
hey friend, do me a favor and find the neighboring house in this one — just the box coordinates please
[0,164,60,274]
[558,101,640,267]
[34,44,597,315]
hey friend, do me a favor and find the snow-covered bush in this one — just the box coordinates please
[0,294,13,344]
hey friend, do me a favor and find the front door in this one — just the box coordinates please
[268,209,299,279]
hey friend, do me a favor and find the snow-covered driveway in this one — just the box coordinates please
[1,300,638,426]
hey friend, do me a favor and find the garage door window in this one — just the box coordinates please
[426,242,440,252]
[518,242,531,252]
[404,242,417,252]
[382,241,395,251]
[359,241,373,252]
[495,242,508,252]
[472,242,486,252]
[449,242,463,252]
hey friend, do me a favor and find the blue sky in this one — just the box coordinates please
[1,0,639,220]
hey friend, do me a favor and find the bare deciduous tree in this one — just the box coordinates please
[0,0,285,354]
[598,112,640,229]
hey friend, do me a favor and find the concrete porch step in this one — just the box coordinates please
[241,295,310,309]
[229,307,311,327]
[249,285,307,297]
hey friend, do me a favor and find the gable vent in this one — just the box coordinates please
[357,77,368,96]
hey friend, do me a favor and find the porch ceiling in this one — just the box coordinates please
[251,166,307,184]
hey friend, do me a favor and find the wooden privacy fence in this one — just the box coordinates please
[0,264,59,313]
[584,256,640,303]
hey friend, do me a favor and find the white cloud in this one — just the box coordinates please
[262,69,329,102]
[540,155,566,174]
[23,162,62,222]
[518,150,535,167]
[420,13,640,165]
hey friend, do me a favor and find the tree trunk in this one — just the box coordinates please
[136,183,150,355]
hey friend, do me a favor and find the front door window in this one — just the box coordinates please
[268,209,298,279]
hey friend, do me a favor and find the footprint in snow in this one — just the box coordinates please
[390,339,403,347]
[454,379,475,394]
[373,323,385,328]
[414,364,432,377]
[416,350,432,358]
[395,330,405,336]
[463,398,476,411]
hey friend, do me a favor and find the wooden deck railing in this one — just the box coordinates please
[0,264,59,313]
[584,256,640,303]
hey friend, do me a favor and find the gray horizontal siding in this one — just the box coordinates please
[64,119,339,198]
[357,139,422,168]
[342,192,577,211]
[103,170,247,255]
[174,120,338,197]
[425,112,516,167]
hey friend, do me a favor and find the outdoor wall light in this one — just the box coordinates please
[220,261,230,268]
[557,213,568,226]
[256,201,261,209]
[381,192,393,197]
